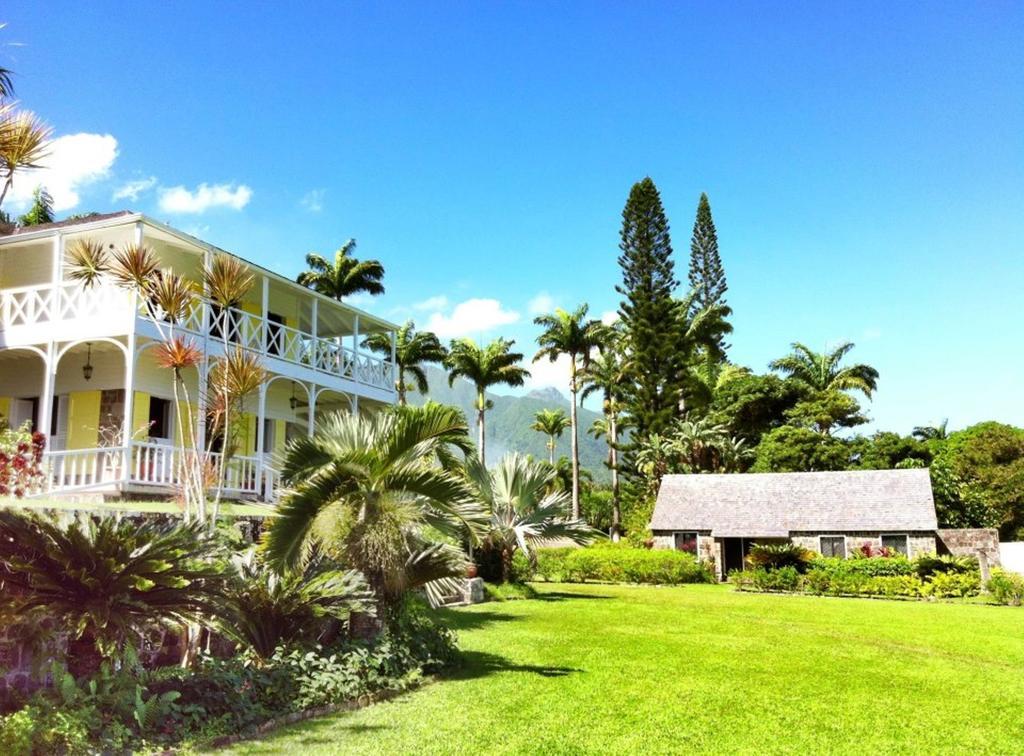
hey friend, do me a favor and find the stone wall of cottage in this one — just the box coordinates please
[937,528,1001,567]
[790,531,936,557]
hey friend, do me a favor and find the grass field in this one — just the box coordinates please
[225,582,1024,755]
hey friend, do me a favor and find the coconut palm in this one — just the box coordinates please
[688,361,751,412]
[296,239,385,300]
[445,337,530,466]
[465,453,597,582]
[913,419,949,442]
[533,304,605,519]
[769,342,879,399]
[0,105,52,210]
[0,511,225,677]
[263,404,488,615]
[364,321,446,406]
[580,343,629,540]
[531,408,570,464]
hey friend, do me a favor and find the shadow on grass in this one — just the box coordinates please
[433,607,520,631]
[445,650,582,681]
[536,590,614,602]
[262,719,390,747]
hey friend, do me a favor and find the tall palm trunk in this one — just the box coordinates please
[476,389,486,466]
[548,437,555,465]
[569,361,580,520]
[609,408,620,542]
[397,374,407,406]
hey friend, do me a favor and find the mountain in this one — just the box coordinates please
[409,366,611,481]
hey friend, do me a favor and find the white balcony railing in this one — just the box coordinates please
[38,442,280,501]
[0,281,396,393]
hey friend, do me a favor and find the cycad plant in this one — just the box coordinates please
[465,453,597,583]
[264,404,488,615]
[0,511,225,678]
[364,321,447,405]
[531,408,570,464]
[215,548,374,659]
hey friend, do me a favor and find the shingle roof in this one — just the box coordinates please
[0,211,134,237]
[650,469,937,536]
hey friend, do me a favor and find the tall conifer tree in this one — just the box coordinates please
[616,177,686,439]
[688,192,727,309]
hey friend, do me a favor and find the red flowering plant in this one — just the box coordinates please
[0,421,46,498]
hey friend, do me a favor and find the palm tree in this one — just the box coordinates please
[0,105,52,210]
[445,338,530,466]
[533,304,604,519]
[465,453,597,582]
[581,343,629,540]
[912,419,949,442]
[0,66,13,100]
[0,512,225,677]
[688,361,751,412]
[531,408,570,464]
[769,342,879,398]
[364,321,446,406]
[263,404,488,618]
[295,239,385,300]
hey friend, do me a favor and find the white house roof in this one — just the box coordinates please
[650,469,938,537]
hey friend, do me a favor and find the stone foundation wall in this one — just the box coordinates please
[937,528,1001,567]
[790,532,936,558]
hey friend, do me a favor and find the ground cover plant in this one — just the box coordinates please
[224,582,1024,754]
[518,544,713,585]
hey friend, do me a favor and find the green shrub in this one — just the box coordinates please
[811,555,915,578]
[925,571,981,598]
[747,543,814,572]
[485,582,539,602]
[553,546,713,585]
[986,570,1024,606]
[912,553,978,579]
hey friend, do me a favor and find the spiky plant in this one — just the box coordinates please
[445,338,530,466]
[530,408,570,465]
[215,548,374,660]
[65,239,111,288]
[364,321,447,405]
[149,271,198,324]
[296,239,385,300]
[264,404,488,613]
[465,453,598,582]
[0,511,226,677]
[0,106,52,209]
[109,243,160,294]
[204,254,254,309]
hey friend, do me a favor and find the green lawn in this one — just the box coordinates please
[225,583,1024,755]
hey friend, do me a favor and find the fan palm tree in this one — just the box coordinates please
[296,239,385,300]
[0,512,226,678]
[445,338,530,466]
[533,304,605,519]
[912,419,949,442]
[263,404,488,617]
[364,321,446,405]
[0,105,52,210]
[531,408,570,464]
[465,453,597,582]
[769,342,879,398]
[581,343,629,540]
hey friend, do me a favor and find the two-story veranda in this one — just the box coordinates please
[0,211,397,502]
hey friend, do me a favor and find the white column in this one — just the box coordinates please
[122,336,136,481]
[390,329,398,391]
[310,298,318,369]
[352,314,360,384]
[255,385,267,497]
[260,276,269,353]
[307,385,316,437]
[38,344,55,445]
[40,232,63,443]
[197,249,212,453]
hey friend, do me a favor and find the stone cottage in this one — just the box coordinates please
[650,469,941,580]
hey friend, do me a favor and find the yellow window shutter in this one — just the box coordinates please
[67,391,101,450]
[0,397,10,425]
[273,419,287,456]
[132,392,151,440]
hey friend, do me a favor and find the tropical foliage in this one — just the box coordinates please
[364,320,447,405]
[531,408,570,464]
[296,239,385,300]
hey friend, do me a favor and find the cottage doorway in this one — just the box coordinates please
[722,538,746,575]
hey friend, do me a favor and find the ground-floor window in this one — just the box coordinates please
[819,535,846,558]
[881,534,909,556]
[673,532,699,555]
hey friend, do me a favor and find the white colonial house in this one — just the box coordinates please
[0,211,398,502]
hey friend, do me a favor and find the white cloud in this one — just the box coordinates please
[527,291,556,315]
[158,182,252,214]
[300,189,325,213]
[526,353,572,396]
[7,133,118,211]
[600,310,620,325]
[425,298,520,339]
[112,176,157,202]
[413,295,448,311]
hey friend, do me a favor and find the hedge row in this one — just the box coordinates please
[520,545,714,585]
[731,566,982,599]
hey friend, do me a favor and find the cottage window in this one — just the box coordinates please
[881,534,909,556]
[819,536,846,558]
[673,532,699,555]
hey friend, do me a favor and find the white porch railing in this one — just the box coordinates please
[38,443,280,502]
[0,281,133,328]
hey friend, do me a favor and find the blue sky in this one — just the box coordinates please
[3,2,1022,433]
